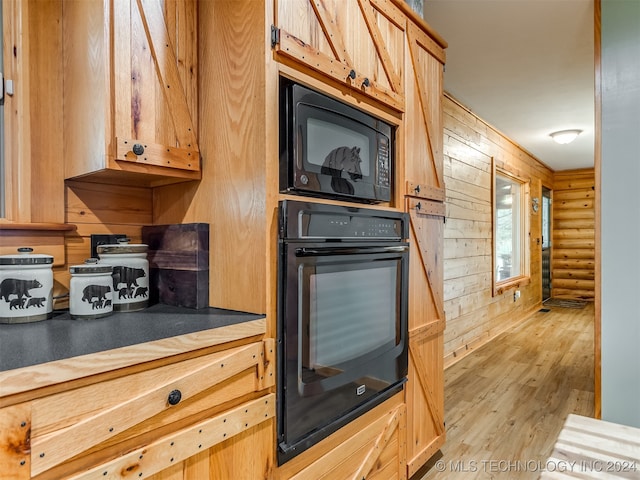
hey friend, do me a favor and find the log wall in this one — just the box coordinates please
[552,169,596,300]
[442,94,554,367]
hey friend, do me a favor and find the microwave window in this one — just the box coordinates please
[306,117,371,177]
[305,263,397,373]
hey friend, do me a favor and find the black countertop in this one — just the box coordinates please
[0,304,264,372]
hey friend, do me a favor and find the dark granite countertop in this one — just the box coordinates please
[0,304,264,372]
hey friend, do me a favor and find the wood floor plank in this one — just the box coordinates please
[414,304,595,479]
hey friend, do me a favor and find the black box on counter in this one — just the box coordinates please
[141,223,209,309]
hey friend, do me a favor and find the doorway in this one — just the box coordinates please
[541,187,552,301]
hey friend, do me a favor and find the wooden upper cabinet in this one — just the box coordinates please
[404,22,445,201]
[63,0,200,187]
[273,0,406,111]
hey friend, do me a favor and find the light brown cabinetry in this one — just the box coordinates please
[275,1,447,477]
[403,17,447,477]
[63,0,200,187]
[273,0,406,111]
[127,0,447,477]
[0,336,275,480]
[275,393,407,480]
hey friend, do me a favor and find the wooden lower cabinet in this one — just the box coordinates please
[274,393,407,480]
[1,348,409,480]
[0,339,275,480]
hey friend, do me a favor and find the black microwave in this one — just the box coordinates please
[279,78,394,203]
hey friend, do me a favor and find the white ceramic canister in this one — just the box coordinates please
[69,259,114,319]
[97,239,149,312]
[0,247,54,324]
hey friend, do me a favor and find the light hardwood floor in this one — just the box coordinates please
[415,303,595,479]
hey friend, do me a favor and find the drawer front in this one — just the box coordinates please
[19,339,275,478]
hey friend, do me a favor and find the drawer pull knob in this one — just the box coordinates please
[167,389,182,406]
[132,143,145,156]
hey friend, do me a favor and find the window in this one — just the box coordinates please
[493,167,530,294]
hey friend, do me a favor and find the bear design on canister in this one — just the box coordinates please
[81,284,112,310]
[112,266,146,290]
[320,146,363,196]
[81,285,111,304]
[0,278,44,309]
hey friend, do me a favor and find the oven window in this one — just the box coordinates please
[300,260,400,383]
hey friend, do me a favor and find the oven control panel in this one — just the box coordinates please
[307,214,401,239]
[280,199,409,241]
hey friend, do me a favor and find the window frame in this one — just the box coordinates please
[492,164,531,296]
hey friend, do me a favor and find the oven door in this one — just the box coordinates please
[277,242,408,463]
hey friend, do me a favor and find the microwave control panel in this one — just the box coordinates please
[377,135,390,188]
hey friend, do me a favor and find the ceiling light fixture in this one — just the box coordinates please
[549,129,582,145]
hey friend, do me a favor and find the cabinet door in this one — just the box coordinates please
[274,0,405,111]
[275,394,407,480]
[4,340,275,479]
[405,198,446,477]
[64,0,200,185]
[404,22,446,201]
[111,0,200,176]
[403,18,447,475]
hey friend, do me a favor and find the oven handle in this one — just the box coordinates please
[295,245,409,257]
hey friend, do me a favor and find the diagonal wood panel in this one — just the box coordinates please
[351,407,401,480]
[274,0,405,110]
[407,22,444,193]
[409,336,444,438]
[136,0,198,150]
[408,200,445,323]
[288,404,404,480]
[357,0,402,93]
[31,342,269,475]
[310,0,353,65]
[67,395,275,480]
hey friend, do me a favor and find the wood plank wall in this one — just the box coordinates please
[56,181,152,307]
[552,169,596,300]
[442,94,554,367]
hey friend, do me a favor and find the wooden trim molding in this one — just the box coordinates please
[0,222,76,232]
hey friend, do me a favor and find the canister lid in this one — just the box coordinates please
[70,258,113,275]
[96,238,148,255]
[0,247,54,265]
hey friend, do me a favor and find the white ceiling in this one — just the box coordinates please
[423,0,595,171]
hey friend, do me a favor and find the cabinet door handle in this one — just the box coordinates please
[132,143,145,156]
[348,69,356,80]
[167,389,182,406]
[362,77,370,87]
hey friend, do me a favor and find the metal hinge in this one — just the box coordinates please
[271,25,280,48]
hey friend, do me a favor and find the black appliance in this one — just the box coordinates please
[277,200,409,464]
[279,78,394,203]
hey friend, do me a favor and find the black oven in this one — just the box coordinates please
[277,200,409,464]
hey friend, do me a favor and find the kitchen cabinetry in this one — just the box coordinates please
[0,324,274,480]
[63,0,200,187]
[273,0,406,111]
[275,393,407,480]
[130,0,447,477]
[403,18,447,477]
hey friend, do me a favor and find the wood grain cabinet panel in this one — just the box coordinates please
[404,22,445,201]
[272,1,447,477]
[273,0,406,111]
[275,394,407,480]
[0,339,275,480]
[63,0,200,187]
